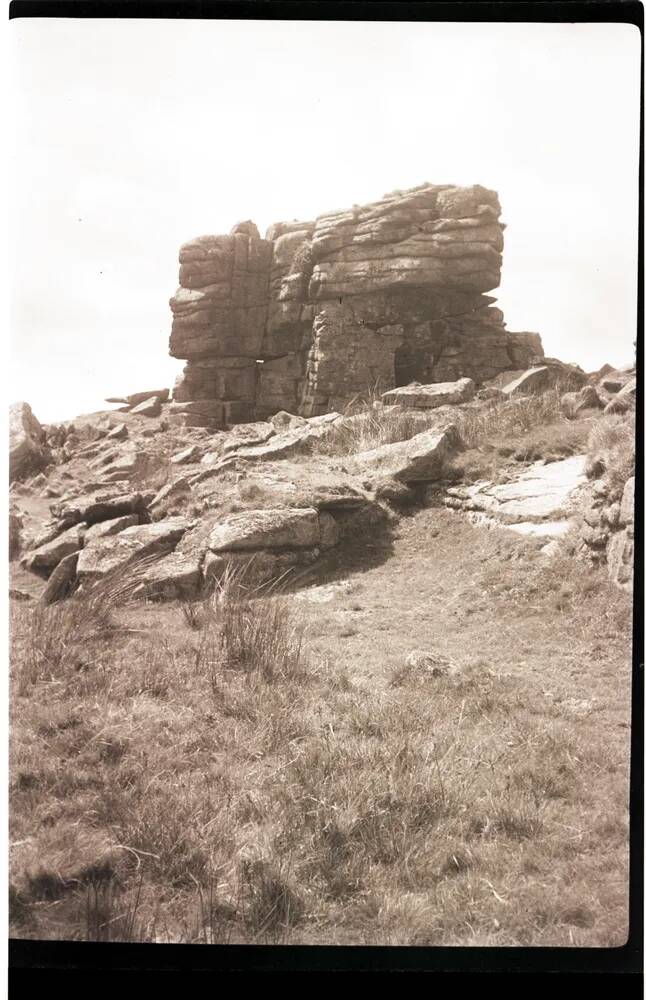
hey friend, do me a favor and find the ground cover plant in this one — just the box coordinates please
[9,452,633,946]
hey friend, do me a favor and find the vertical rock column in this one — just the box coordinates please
[169,222,272,427]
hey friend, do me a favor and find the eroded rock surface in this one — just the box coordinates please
[168,183,546,426]
[10,403,51,482]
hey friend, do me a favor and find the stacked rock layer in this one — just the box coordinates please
[169,184,544,426]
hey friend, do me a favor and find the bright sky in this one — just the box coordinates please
[8,18,641,424]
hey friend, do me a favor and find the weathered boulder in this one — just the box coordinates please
[40,552,79,605]
[620,476,635,527]
[607,530,633,590]
[502,367,551,396]
[9,402,50,482]
[130,395,162,418]
[270,411,309,432]
[222,422,275,453]
[561,385,603,416]
[203,548,320,588]
[22,523,85,577]
[382,377,475,409]
[50,491,153,530]
[83,514,141,543]
[599,370,633,394]
[604,378,636,414]
[107,423,129,441]
[349,424,460,484]
[134,551,203,600]
[209,507,320,552]
[77,518,190,581]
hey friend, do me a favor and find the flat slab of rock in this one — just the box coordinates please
[445,455,587,524]
[130,396,162,418]
[209,507,320,552]
[382,378,475,409]
[107,423,129,441]
[193,458,368,512]
[22,523,85,577]
[222,422,276,453]
[83,514,141,543]
[126,388,169,408]
[77,517,189,580]
[349,424,459,484]
[501,366,551,396]
[171,444,203,465]
[51,491,153,529]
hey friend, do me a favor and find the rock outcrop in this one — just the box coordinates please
[580,474,635,591]
[169,183,545,426]
[10,402,51,482]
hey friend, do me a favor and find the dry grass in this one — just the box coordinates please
[310,404,437,458]
[9,503,631,946]
[585,414,635,500]
[8,386,634,947]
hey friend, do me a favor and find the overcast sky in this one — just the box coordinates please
[8,18,640,424]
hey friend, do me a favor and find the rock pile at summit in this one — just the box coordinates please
[169,183,545,428]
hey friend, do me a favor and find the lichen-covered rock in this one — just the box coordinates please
[9,402,51,482]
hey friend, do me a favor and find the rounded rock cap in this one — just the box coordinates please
[230,220,260,239]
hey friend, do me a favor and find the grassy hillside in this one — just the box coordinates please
[9,396,635,946]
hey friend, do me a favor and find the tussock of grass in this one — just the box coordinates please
[310,404,437,458]
[585,414,635,499]
[455,389,572,448]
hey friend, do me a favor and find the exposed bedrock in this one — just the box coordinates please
[168,183,544,425]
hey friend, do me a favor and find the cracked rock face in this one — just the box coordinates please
[169,183,545,426]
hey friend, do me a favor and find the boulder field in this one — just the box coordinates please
[9,358,635,601]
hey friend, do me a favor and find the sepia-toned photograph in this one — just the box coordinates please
[7,4,641,964]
